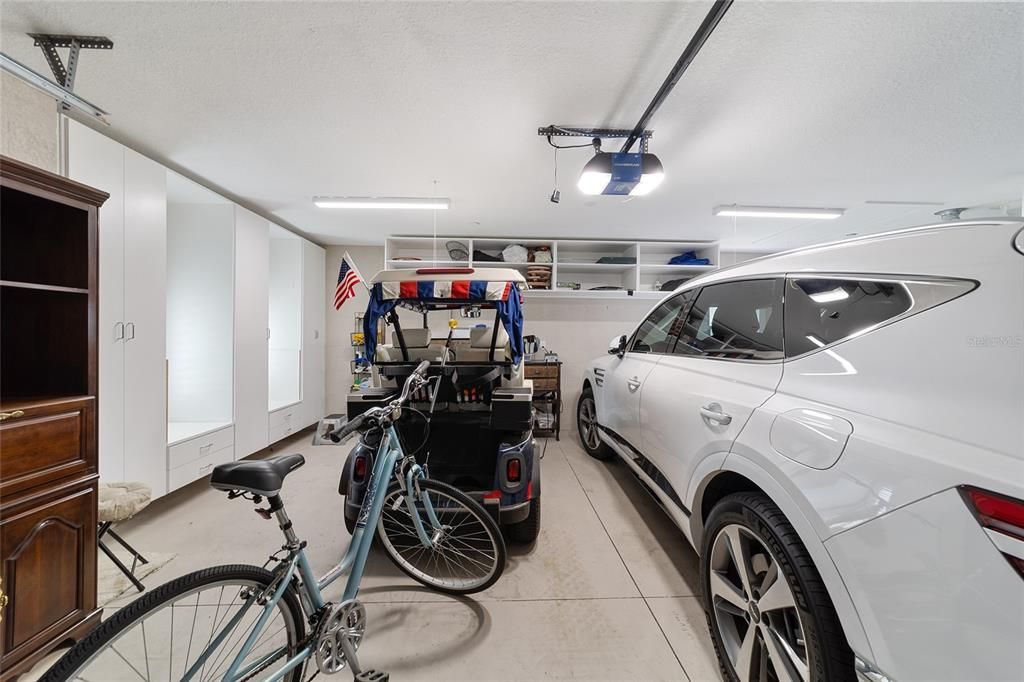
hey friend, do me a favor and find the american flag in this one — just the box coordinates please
[334,255,361,310]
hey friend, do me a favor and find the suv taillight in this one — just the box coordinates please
[962,486,1024,576]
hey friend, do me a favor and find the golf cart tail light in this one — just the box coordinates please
[964,487,1024,539]
[507,458,521,483]
[354,456,368,481]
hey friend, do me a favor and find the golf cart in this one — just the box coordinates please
[337,267,541,543]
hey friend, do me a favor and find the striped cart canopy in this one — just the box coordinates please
[364,268,526,364]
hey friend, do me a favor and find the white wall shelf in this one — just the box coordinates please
[385,236,718,297]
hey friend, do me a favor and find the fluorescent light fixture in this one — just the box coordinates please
[577,153,665,196]
[314,197,450,210]
[0,52,108,123]
[713,205,845,220]
[809,288,850,304]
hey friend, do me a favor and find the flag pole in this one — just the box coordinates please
[343,251,371,292]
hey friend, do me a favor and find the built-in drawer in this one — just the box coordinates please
[268,420,294,445]
[167,425,234,470]
[525,364,559,378]
[168,445,234,492]
[269,405,298,432]
[0,397,95,497]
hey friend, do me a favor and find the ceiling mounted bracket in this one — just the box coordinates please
[538,125,652,152]
[28,33,113,91]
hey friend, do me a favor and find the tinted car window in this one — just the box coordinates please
[674,279,784,361]
[630,290,695,354]
[784,278,913,357]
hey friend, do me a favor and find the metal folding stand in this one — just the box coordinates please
[97,521,149,592]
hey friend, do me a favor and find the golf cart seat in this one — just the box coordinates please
[209,454,305,497]
[459,325,509,362]
[376,329,439,363]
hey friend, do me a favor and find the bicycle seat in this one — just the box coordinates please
[209,454,305,497]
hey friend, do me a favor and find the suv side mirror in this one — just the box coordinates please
[608,334,627,357]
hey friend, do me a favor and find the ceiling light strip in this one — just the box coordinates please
[314,197,450,210]
[713,205,845,220]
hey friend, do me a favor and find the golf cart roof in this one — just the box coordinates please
[370,267,526,284]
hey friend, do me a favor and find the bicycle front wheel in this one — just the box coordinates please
[378,478,506,594]
[42,564,305,682]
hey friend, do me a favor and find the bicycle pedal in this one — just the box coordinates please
[355,671,389,682]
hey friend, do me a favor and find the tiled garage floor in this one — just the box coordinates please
[27,430,723,681]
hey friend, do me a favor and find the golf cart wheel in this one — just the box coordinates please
[577,387,612,460]
[506,497,541,544]
[701,492,854,682]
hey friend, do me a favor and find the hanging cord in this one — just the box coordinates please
[431,179,439,265]
[545,134,596,150]
[553,146,558,187]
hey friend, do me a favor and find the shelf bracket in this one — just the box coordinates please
[28,33,113,91]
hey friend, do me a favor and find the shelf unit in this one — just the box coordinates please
[384,236,718,299]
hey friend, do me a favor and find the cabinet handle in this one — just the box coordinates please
[114,322,124,341]
[125,322,136,341]
[0,576,7,623]
[199,442,214,453]
[0,410,25,422]
[199,463,214,473]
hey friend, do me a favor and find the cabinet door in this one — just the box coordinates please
[233,207,269,458]
[123,150,168,496]
[301,240,326,428]
[66,120,126,483]
[0,483,97,665]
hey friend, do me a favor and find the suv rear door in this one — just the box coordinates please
[641,278,785,505]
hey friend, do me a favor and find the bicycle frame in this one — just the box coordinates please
[198,421,441,682]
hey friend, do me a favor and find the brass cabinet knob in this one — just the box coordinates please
[0,410,25,422]
[0,576,8,623]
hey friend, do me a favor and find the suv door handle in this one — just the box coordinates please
[700,404,733,425]
[627,376,641,392]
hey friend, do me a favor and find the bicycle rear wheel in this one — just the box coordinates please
[42,564,305,682]
[378,478,506,594]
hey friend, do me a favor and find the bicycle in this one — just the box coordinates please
[43,361,506,682]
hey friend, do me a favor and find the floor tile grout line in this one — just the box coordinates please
[560,441,693,682]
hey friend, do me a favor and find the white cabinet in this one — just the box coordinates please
[164,174,235,492]
[300,240,326,428]
[234,207,270,457]
[66,121,168,496]
[268,226,303,413]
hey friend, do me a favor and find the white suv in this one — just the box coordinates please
[578,219,1024,682]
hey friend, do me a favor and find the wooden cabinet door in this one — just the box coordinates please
[122,149,168,496]
[0,482,97,668]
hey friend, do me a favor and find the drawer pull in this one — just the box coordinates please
[0,410,25,422]
[199,463,214,473]
[199,442,214,452]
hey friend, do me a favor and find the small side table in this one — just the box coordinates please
[525,360,561,440]
[97,482,152,592]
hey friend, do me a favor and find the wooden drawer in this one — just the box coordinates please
[269,406,298,432]
[525,364,559,378]
[532,378,559,391]
[0,479,97,667]
[0,397,95,498]
[168,425,234,470]
[168,445,233,492]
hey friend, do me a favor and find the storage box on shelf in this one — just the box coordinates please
[0,156,105,680]
[384,236,718,299]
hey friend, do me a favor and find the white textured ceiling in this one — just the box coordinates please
[2,1,1021,251]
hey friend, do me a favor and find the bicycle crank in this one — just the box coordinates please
[315,600,367,675]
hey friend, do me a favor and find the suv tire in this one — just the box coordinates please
[701,492,854,682]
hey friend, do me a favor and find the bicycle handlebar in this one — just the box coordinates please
[333,360,431,441]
